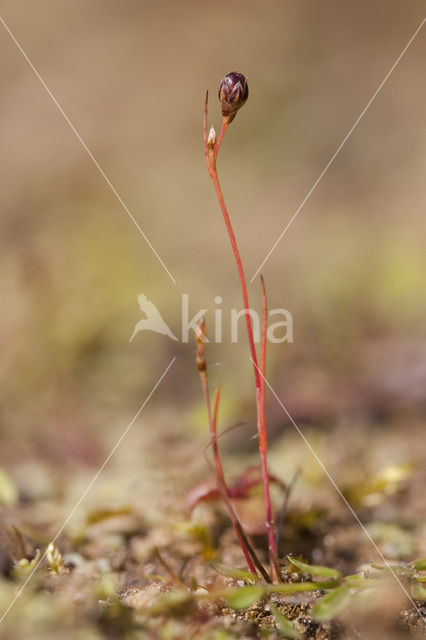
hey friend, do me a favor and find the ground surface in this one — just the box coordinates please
[1,416,425,639]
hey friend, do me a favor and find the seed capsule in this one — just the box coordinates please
[218,71,248,123]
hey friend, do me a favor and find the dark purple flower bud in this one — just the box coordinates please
[218,71,248,123]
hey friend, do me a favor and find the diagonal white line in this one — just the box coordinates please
[250,17,426,283]
[0,16,176,285]
[250,357,426,624]
[0,356,176,624]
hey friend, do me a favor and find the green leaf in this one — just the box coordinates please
[227,585,264,610]
[266,581,335,595]
[411,583,426,601]
[287,556,342,581]
[270,604,301,639]
[412,558,426,571]
[145,590,193,616]
[212,562,258,583]
[370,563,411,576]
[344,574,380,589]
[312,585,350,621]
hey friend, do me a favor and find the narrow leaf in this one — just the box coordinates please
[212,562,258,584]
[145,590,193,616]
[227,585,264,610]
[411,583,426,601]
[267,581,335,595]
[344,574,380,589]
[287,556,342,580]
[212,562,258,583]
[412,558,426,571]
[270,604,301,639]
[312,585,350,621]
[371,563,410,575]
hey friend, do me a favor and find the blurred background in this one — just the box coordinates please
[0,0,425,553]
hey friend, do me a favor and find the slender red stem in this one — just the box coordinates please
[260,275,267,402]
[214,117,228,163]
[202,381,225,508]
[212,385,221,433]
[196,320,261,578]
[204,96,260,390]
[202,377,271,582]
[259,276,280,582]
[201,377,258,576]
[204,93,279,581]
